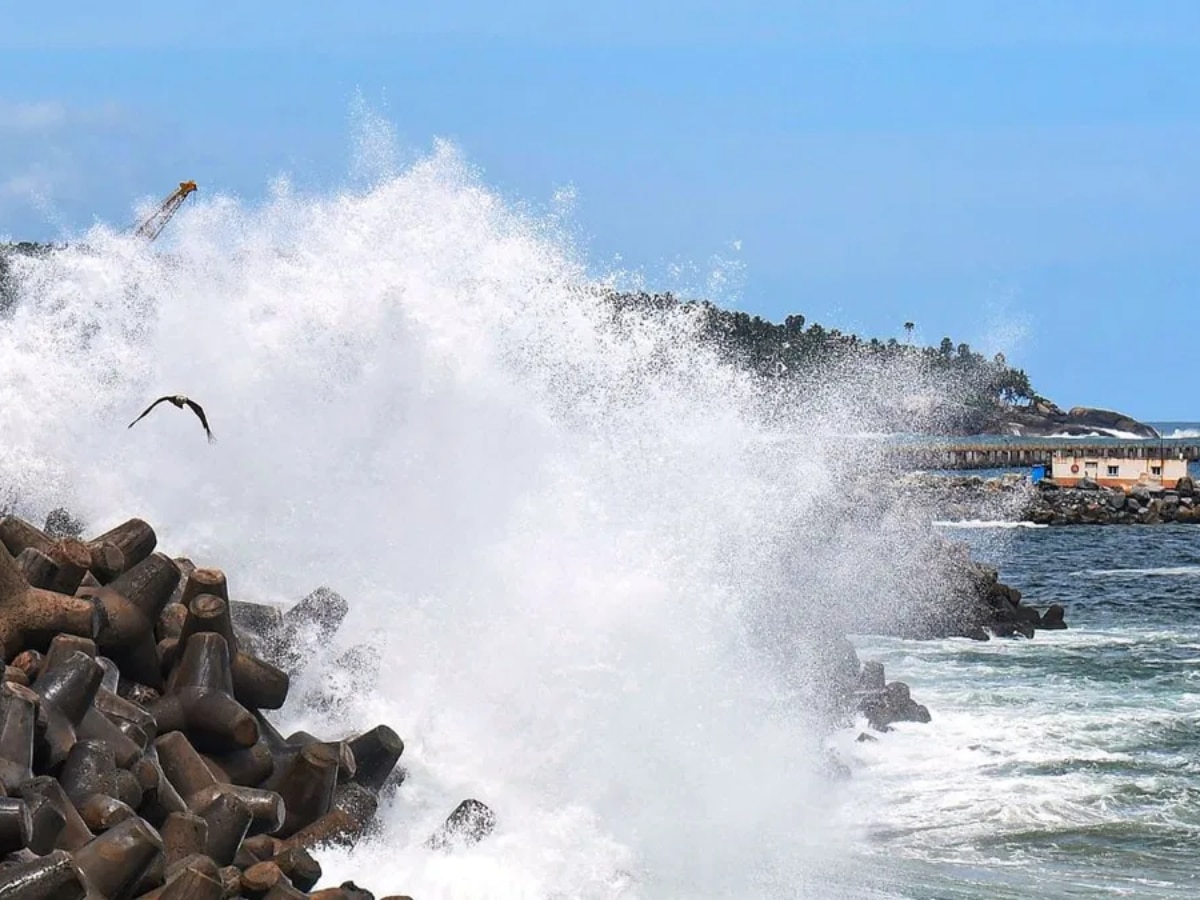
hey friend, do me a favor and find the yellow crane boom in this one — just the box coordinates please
[133,180,198,241]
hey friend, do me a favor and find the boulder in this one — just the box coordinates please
[859,681,932,731]
[1039,604,1068,630]
[426,799,497,851]
[992,620,1035,639]
[855,660,885,693]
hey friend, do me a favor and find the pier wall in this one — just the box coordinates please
[895,442,1200,471]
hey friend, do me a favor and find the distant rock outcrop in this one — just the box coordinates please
[982,398,1158,439]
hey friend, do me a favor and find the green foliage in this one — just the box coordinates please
[603,290,1038,410]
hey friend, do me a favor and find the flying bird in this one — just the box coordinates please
[128,395,216,443]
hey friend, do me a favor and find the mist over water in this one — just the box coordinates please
[1,126,971,898]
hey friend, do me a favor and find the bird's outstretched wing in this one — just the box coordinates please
[184,398,216,443]
[128,396,172,429]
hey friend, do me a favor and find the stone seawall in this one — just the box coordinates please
[1025,476,1200,526]
[903,472,1200,526]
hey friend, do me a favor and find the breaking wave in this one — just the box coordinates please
[0,121,977,898]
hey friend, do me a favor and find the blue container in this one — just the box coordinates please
[1030,464,1046,483]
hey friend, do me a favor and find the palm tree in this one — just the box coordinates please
[903,321,914,342]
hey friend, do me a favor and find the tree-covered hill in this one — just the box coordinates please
[2,242,1040,434]
[604,290,1038,432]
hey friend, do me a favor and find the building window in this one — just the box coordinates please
[1085,461,1098,470]
[1107,465,1119,477]
[1152,465,1163,476]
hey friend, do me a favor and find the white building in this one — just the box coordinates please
[1051,450,1189,490]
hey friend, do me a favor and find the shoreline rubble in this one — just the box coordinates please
[0,511,493,900]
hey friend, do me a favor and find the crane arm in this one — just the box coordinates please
[132,180,198,242]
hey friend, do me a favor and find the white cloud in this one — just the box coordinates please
[0,99,124,134]
[0,156,62,198]
[0,172,47,198]
[0,100,138,235]
[0,100,67,132]
[0,149,81,236]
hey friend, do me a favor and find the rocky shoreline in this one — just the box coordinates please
[821,549,1067,759]
[912,546,1067,640]
[792,503,1070,764]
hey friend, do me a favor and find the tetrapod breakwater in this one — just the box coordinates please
[0,511,493,900]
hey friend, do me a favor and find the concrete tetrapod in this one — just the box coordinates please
[0,544,106,661]
[0,512,437,899]
[157,593,289,712]
[0,848,89,900]
[153,731,285,842]
[81,553,182,689]
[150,635,258,754]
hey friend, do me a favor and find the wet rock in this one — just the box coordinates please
[44,508,85,540]
[859,681,932,731]
[992,620,1035,639]
[426,799,496,851]
[855,660,885,693]
[1039,604,1068,630]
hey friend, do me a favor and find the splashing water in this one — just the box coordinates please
[1,129,973,898]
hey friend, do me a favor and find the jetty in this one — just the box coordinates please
[892,438,1200,471]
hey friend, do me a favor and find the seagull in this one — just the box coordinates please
[128,394,216,443]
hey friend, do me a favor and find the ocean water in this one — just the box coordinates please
[844,524,1200,899]
[2,125,1196,898]
[1154,422,1200,440]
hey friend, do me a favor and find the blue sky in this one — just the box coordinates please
[3,2,1200,419]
